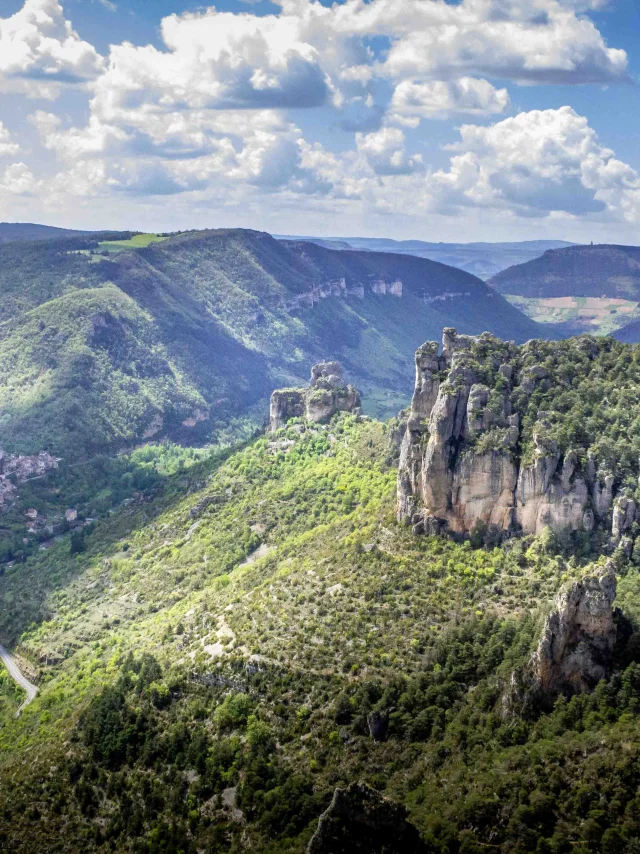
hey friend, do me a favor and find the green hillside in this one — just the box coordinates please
[0,229,550,457]
[3,339,640,852]
[0,223,96,244]
[490,243,640,300]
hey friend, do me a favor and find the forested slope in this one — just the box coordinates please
[490,244,640,299]
[0,229,549,457]
[2,333,640,851]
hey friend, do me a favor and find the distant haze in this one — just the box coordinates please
[276,236,575,280]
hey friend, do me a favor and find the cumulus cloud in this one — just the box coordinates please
[0,124,20,157]
[426,107,640,220]
[389,78,510,123]
[10,0,638,233]
[302,0,628,86]
[357,127,423,175]
[0,162,37,194]
[0,0,104,99]
[93,9,330,117]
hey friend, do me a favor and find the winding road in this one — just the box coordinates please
[0,644,38,715]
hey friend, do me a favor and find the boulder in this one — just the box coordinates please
[269,389,306,431]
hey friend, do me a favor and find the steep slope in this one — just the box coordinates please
[490,243,640,299]
[398,328,640,549]
[278,236,573,279]
[0,228,550,457]
[0,222,96,243]
[613,315,640,343]
[2,405,640,852]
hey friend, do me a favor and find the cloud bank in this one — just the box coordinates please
[0,0,638,236]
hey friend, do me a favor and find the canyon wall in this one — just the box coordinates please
[397,328,634,544]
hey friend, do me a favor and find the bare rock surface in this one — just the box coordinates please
[532,567,617,694]
[397,328,626,542]
[306,782,428,854]
[270,362,360,431]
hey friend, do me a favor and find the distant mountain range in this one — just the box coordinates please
[0,222,96,243]
[489,243,640,340]
[276,235,574,279]
[490,244,640,299]
[0,227,551,457]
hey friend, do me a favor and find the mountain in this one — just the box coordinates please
[0,222,96,243]
[277,235,573,279]
[488,244,640,336]
[3,331,640,852]
[0,228,550,458]
[613,317,640,343]
[490,243,640,298]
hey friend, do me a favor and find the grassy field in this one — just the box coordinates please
[505,294,640,335]
[97,233,170,252]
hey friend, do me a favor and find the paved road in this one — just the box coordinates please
[0,644,38,715]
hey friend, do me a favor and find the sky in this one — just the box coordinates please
[0,0,640,242]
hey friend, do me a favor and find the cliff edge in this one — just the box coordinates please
[397,328,635,545]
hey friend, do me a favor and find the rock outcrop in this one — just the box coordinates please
[0,449,59,508]
[397,329,627,542]
[531,568,617,695]
[307,783,428,854]
[270,362,360,431]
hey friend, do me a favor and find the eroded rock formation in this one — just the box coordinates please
[532,568,617,694]
[0,450,59,508]
[397,329,629,542]
[306,783,428,854]
[270,362,361,431]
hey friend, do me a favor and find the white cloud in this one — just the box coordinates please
[0,0,104,99]
[92,9,330,118]
[0,124,20,156]
[357,127,423,175]
[426,107,640,219]
[0,162,37,194]
[8,0,639,236]
[389,78,510,123]
[301,0,628,86]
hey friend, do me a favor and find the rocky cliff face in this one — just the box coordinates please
[532,568,617,694]
[270,362,361,431]
[306,782,428,854]
[503,568,618,714]
[397,328,634,544]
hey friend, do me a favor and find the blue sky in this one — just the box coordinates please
[1,0,640,242]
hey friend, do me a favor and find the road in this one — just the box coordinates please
[0,644,38,715]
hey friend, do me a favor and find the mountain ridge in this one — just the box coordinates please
[0,227,552,457]
[276,235,574,279]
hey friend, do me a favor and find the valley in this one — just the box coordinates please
[1,328,640,852]
[0,228,549,461]
[2,0,640,848]
[504,295,640,336]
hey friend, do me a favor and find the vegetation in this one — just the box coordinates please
[504,294,640,337]
[446,333,640,494]
[2,380,640,850]
[0,228,550,457]
[491,243,640,306]
[295,236,573,280]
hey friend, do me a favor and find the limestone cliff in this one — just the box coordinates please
[503,568,619,716]
[270,362,361,431]
[397,329,632,543]
[532,568,617,694]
